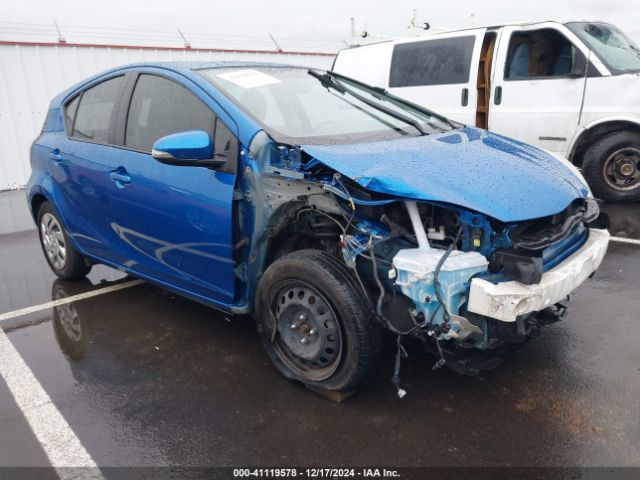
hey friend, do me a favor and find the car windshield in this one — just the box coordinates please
[567,22,640,74]
[200,67,455,145]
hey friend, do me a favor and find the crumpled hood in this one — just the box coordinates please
[301,127,589,222]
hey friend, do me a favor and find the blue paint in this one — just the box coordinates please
[302,127,590,223]
[152,130,213,160]
[27,61,594,319]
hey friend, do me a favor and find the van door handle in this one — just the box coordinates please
[48,149,63,162]
[461,88,469,106]
[109,169,131,188]
[494,86,502,105]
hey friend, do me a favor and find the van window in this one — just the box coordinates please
[389,36,476,87]
[125,74,215,152]
[72,76,124,143]
[505,29,586,79]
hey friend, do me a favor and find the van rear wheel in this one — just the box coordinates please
[582,131,640,203]
[255,249,381,392]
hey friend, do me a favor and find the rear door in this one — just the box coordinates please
[56,74,130,263]
[386,29,487,124]
[104,71,239,306]
[488,23,593,156]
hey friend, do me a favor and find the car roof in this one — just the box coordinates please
[50,61,308,106]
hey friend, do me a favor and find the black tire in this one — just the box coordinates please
[582,131,640,203]
[37,202,91,279]
[255,249,381,392]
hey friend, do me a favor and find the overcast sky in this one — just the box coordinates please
[4,0,640,50]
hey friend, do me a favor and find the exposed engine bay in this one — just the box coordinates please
[235,135,610,393]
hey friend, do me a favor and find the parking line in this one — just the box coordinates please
[0,327,104,478]
[610,236,640,246]
[0,279,144,324]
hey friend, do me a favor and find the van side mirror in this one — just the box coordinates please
[568,64,587,78]
[152,131,226,168]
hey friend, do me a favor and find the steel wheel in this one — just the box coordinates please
[272,281,343,382]
[603,147,640,192]
[40,212,67,270]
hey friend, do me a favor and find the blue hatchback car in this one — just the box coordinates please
[28,62,610,393]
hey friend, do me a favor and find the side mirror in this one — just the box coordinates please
[152,131,225,168]
[567,65,587,78]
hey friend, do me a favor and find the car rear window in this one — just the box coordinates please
[72,75,124,143]
[389,36,476,87]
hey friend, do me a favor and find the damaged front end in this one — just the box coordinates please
[235,132,610,391]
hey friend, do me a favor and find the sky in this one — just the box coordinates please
[3,0,640,51]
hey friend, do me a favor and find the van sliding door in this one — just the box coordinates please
[387,29,487,125]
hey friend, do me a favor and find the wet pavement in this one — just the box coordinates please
[1,189,639,472]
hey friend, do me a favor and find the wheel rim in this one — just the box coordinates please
[40,213,67,270]
[603,147,640,192]
[271,281,343,382]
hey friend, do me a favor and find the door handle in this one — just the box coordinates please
[461,88,469,106]
[48,149,63,162]
[494,86,502,105]
[109,169,131,188]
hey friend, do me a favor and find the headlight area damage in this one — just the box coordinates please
[236,133,610,394]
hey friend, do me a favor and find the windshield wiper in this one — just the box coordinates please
[325,70,460,130]
[308,69,428,135]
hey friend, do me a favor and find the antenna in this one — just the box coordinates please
[408,9,430,31]
[350,17,369,45]
[54,20,66,44]
[177,28,191,49]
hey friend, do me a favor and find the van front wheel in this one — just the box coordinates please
[255,249,381,392]
[582,131,640,203]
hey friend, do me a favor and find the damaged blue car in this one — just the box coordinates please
[27,62,610,394]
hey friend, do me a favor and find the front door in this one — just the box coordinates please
[489,24,591,156]
[105,72,239,306]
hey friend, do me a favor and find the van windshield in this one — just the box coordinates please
[567,22,640,74]
[200,67,455,145]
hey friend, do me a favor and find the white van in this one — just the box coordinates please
[333,21,640,202]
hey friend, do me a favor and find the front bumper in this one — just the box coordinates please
[467,229,610,322]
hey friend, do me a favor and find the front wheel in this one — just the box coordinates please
[255,249,381,392]
[582,131,640,203]
[37,202,91,279]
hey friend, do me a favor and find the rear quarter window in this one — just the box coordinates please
[72,76,124,143]
[389,36,476,87]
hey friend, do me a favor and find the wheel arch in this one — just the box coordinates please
[569,118,640,166]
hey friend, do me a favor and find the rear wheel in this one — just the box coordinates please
[37,202,91,279]
[582,131,640,202]
[255,249,381,392]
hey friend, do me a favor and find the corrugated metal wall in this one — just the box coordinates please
[0,42,335,190]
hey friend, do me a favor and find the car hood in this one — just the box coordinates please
[301,127,589,222]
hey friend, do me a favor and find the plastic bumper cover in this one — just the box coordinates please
[467,229,610,322]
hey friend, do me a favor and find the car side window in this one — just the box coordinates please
[64,95,80,135]
[505,29,586,79]
[389,36,476,87]
[125,74,216,152]
[214,118,238,159]
[71,76,124,143]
